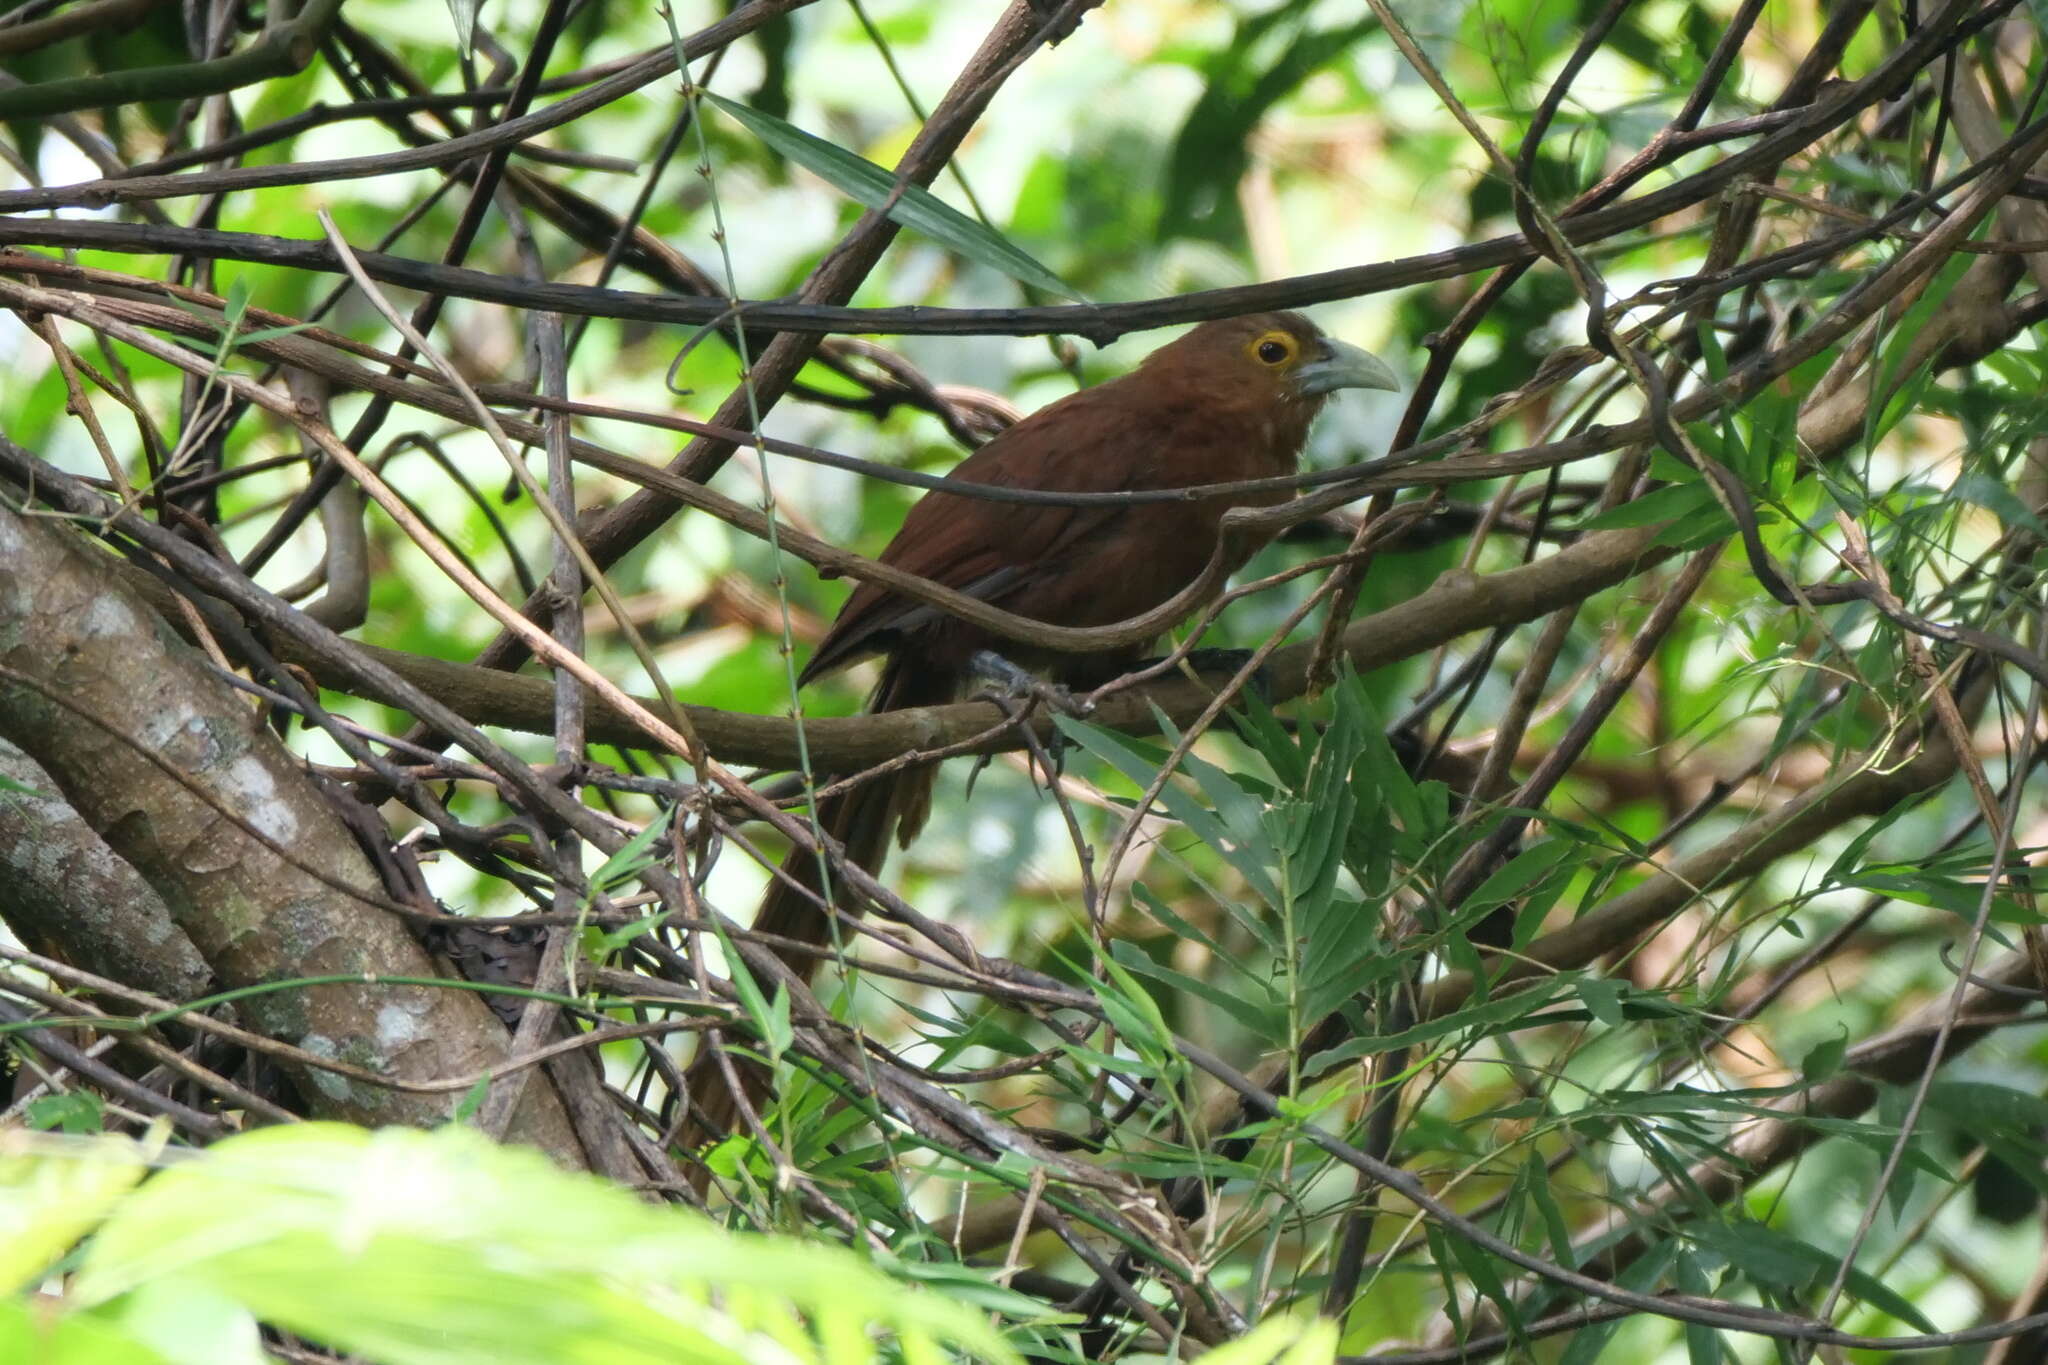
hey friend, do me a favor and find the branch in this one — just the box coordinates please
[0,502,586,1161]
[0,0,341,120]
[0,738,211,1003]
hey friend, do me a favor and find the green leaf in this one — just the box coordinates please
[220,274,251,327]
[1822,794,1921,886]
[588,911,668,958]
[443,0,481,56]
[1421,1224,1465,1343]
[1800,1029,1847,1084]
[1576,481,1720,532]
[1465,838,1574,915]
[229,322,318,349]
[1129,881,1231,958]
[1672,1249,1719,1365]
[1952,470,2048,539]
[1844,870,2042,924]
[764,978,794,1062]
[64,1123,1019,1364]
[1443,1237,1523,1352]
[0,1133,150,1294]
[1058,714,1282,907]
[713,920,786,1068]
[451,1074,491,1124]
[589,814,669,900]
[1573,976,1623,1028]
[704,92,1083,300]
[1521,1151,1576,1270]
[1694,320,1728,384]
[1686,1220,1937,1333]
[105,1279,267,1365]
[1110,939,1278,1040]
[1298,895,1397,1024]
[1927,1080,2048,1131]
[0,1297,168,1365]
[1091,948,1179,1077]
[1176,733,1274,855]
[1305,979,1570,1069]
[1188,1314,1340,1365]
[25,1092,104,1135]
[1558,1240,1675,1365]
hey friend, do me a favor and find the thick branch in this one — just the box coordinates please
[0,503,584,1159]
[0,738,212,1004]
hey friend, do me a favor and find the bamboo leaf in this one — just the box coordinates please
[704,93,1083,300]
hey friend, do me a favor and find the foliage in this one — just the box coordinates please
[2,1122,1020,1365]
[3,0,2048,1362]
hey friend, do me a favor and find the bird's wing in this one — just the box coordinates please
[799,385,1153,683]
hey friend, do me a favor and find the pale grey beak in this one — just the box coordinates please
[1296,337,1400,397]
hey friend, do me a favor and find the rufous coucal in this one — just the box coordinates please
[690,311,1396,1144]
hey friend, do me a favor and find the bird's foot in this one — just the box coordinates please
[967,649,1093,717]
[966,650,1085,799]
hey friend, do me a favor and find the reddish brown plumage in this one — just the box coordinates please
[686,311,1393,1149]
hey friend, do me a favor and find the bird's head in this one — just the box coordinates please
[1137,311,1400,419]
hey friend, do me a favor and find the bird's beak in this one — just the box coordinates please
[1295,337,1400,397]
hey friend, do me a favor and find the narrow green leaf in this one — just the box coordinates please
[25,1092,104,1135]
[590,813,668,899]
[765,980,793,1062]
[1444,1236,1523,1352]
[1559,1241,1675,1365]
[221,275,251,326]
[230,323,317,349]
[713,920,785,1067]
[1465,838,1574,914]
[1845,870,2041,924]
[1928,1080,2048,1130]
[1130,881,1231,958]
[1687,1221,1937,1333]
[1522,1151,1576,1271]
[1953,470,2048,538]
[705,92,1083,300]
[1059,714,1282,907]
[1092,949,1177,1074]
[444,0,481,55]
[1111,939,1278,1040]
[1576,481,1719,531]
[1422,1224,1466,1343]
[0,1297,169,1365]
[1672,1249,1720,1365]
[1695,320,1728,383]
[1305,979,1570,1069]
[452,1074,491,1124]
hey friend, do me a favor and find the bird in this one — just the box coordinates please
[686,311,1397,1148]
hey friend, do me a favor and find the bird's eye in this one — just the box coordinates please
[1255,336,1292,365]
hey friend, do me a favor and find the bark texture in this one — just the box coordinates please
[0,504,584,1161]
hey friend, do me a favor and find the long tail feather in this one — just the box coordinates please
[683,657,951,1157]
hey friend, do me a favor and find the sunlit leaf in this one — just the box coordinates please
[704,93,1083,300]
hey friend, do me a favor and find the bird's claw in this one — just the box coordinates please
[967,650,1092,717]
[966,650,1079,796]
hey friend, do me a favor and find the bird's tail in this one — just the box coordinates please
[683,657,949,1156]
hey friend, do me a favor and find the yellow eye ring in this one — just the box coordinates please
[1252,333,1295,366]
